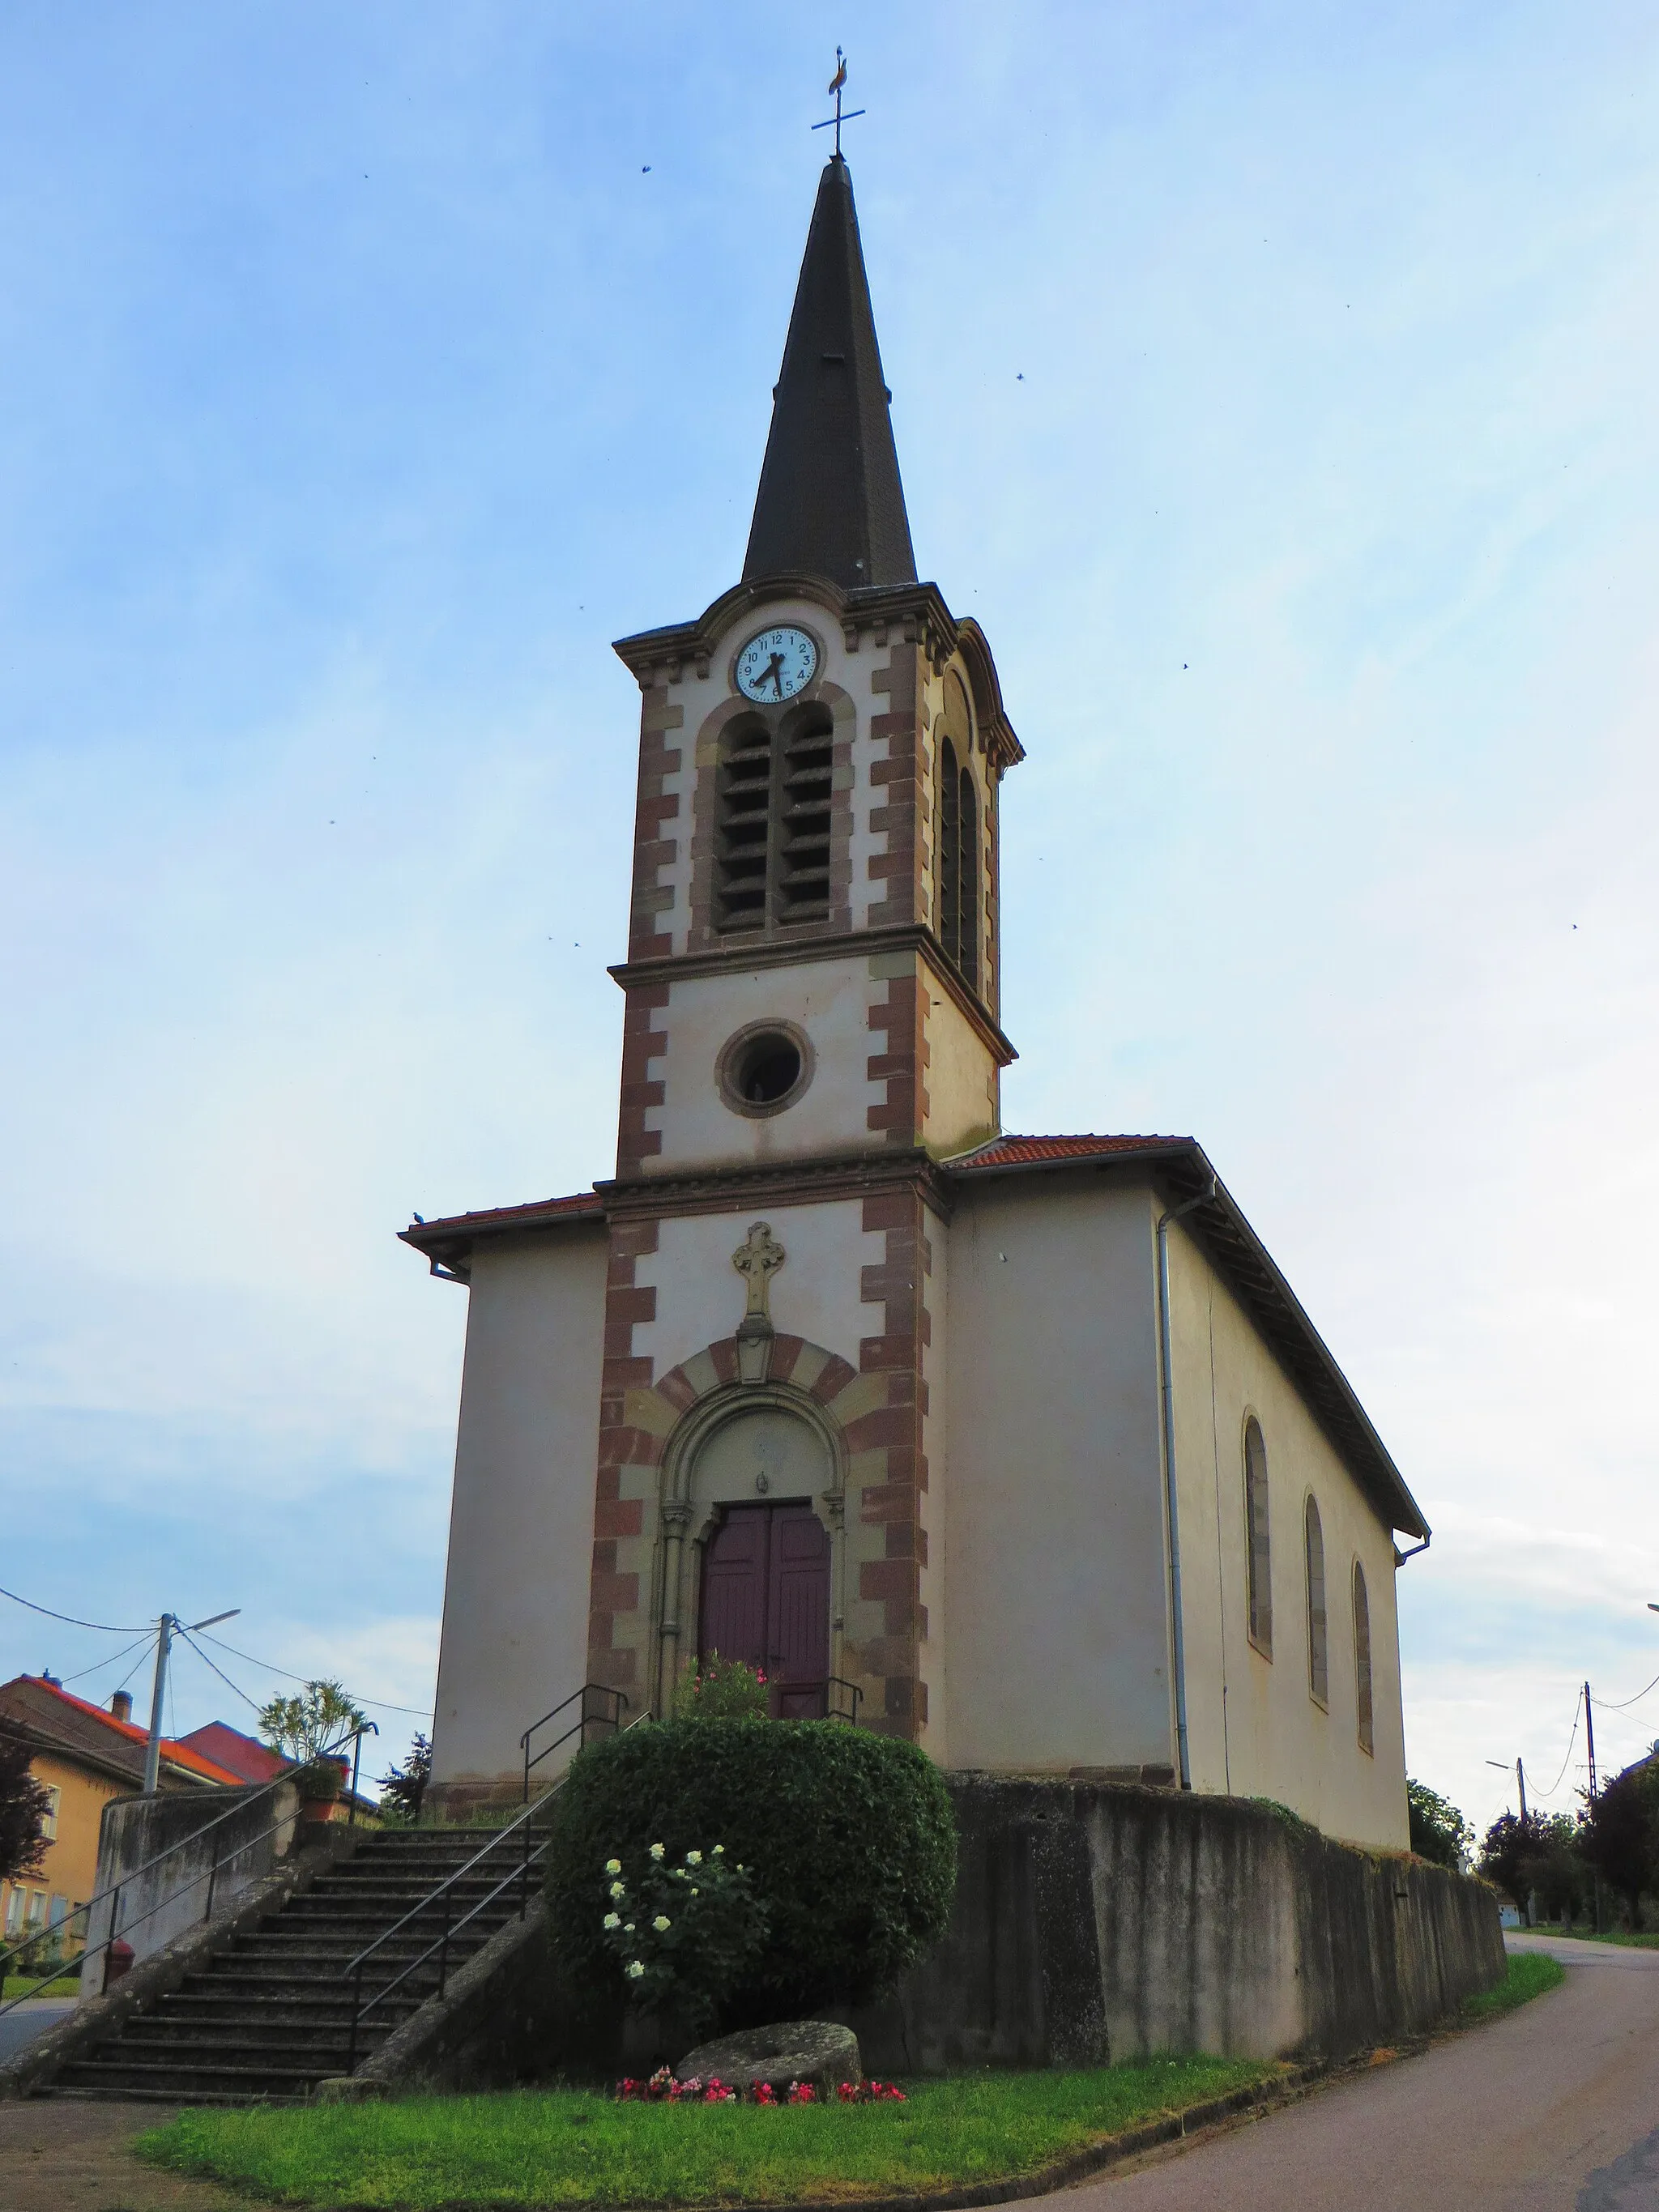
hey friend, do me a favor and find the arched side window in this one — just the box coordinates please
[934,674,981,990]
[1305,1495,1328,1709]
[957,763,979,989]
[938,738,962,965]
[1353,1561,1373,1754]
[1243,1418,1272,1658]
[714,706,833,933]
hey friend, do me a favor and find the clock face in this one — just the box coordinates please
[735,624,818,703]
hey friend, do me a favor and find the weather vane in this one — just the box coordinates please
[812,48,865,157]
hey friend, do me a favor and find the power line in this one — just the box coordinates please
[59,1633,153,1688]
[1592,1669,1659,1714]
[1524,1691,1582,1801]
[0,1583,143,1635]
[195,1629,433,1719]
[174,1627,265,1716]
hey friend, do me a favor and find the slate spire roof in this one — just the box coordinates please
[743,156,917,592]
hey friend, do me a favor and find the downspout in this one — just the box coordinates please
[1156,1178,1217,1792]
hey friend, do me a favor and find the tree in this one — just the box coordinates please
[1579,1765,1659,1929]
[257,1680,368,1762]
[1407,1779,1473,1870]
[1478,1811,1547,1918]
[377,1733,432,1822]
[0,1724,52,1888]
[1528,1813,1589,1924]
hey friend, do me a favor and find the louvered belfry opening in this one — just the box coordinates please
[714,715,773,931]
[714,705,834,935]
[957,762,979,990]
[778,706,834,923]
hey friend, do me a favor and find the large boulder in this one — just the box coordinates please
[675,2019,859,2099]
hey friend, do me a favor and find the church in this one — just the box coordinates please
[405,152,1428,1853]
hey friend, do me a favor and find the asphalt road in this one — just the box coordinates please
[0,1997,75,2065]
[1076,1934,1659,2212]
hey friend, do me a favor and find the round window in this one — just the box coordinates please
[718,1022,813,1118]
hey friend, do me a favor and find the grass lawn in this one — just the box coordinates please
[139,2057,1283,2210]
[2,1972,80,2000]
[1461,1951,1566,2022]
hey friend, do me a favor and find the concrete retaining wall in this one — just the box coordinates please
[846,1776,1505,2071]
[80,1782,302,1994]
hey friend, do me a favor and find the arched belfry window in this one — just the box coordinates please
[1353,1561,1374,1754]
[1304,1495,1328,1708]
[1243,1418,1272,1658]
[935,677,980,988]
[714,706,833,933]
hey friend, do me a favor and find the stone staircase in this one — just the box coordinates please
[52,1827,528,2103]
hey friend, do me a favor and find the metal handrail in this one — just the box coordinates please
[518,1683,627,1802]
[825,1675,864,1724]
[342,1700,651,2072]
[0,1722,377,2023]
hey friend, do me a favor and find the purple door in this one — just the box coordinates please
[699,1502,830,1718]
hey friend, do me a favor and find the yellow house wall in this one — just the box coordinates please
[0,1750,117,1954]
[1165,1218,1410,1850]
[429,1226,608,1804]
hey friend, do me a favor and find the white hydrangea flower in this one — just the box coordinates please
[625,1922,636,1933]
[685,1849,702,1866]
[711,1844,724,1856]
[609,1881,625,1899]
[604,1857,622,1875]
[650,1843,666,1861]
[653,1914,671,1932]
[603,1912,621,1929]
[626,1960,646,1980]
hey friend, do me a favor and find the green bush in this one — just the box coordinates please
[546,1719,956,2022]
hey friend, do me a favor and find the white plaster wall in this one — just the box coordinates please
[429,1229,608,1796]
[644,957,885,1172]
[646,594,893,956]
[633,1198,884,1378]
[942,1176,1175,1774]
[1166,1222,1410,1850]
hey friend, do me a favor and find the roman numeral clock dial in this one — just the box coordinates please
[735,624,817,702]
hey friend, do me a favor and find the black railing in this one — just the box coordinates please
[519,1683,627,1803]
[343,1701,650,2072]
[0,1722,377,2024]
[825,1675,863,1724]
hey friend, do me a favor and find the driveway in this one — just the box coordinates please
[1075,1933,1659,2211]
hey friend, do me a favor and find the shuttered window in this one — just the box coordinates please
[1305,1495,1328,1708]
[1354,1561,1374,1754]
[1244,1418,1273,1658]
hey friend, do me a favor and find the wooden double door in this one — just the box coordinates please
[699,1501,832,1720]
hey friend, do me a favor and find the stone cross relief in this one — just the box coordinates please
[731,1221,786,1324]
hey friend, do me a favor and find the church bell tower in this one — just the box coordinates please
[609,152,1024,1187]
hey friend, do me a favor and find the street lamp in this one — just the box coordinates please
[142,1609,241,1793]
[1485,1757,1528,1821]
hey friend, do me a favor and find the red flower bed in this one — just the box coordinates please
[615,2068,906,2106]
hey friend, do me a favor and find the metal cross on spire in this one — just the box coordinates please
[812,47,865,156]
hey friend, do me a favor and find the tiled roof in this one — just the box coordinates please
[176,1721,290,1786]
[949,1134,1194,1170]
[411,1191,603,1235]
[0,1677,245,1788]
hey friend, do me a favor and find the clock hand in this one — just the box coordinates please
[763,653,785,697]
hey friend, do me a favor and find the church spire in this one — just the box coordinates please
[743,156,917,592]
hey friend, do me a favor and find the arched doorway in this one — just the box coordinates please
[690,1408,833,1719]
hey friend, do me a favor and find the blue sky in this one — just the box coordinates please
[2,2,1657,1831]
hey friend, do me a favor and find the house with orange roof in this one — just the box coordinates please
[0,1674,241,1964]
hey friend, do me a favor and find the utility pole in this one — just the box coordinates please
[1584,1681,1597,1800]
[142,1608,241,1793]
[1516,1758,1528,1823]
[142,1615,176,1795]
